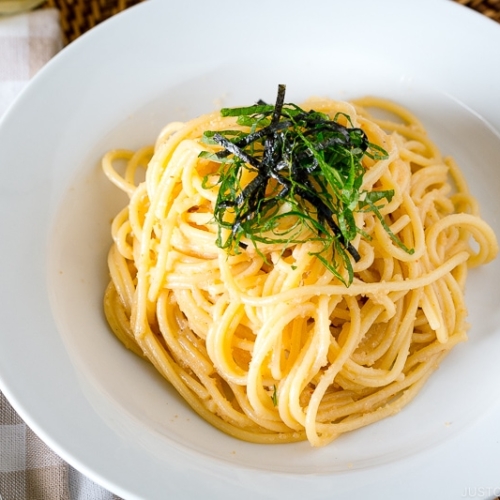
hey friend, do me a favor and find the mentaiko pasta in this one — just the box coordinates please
[102,92,498,447]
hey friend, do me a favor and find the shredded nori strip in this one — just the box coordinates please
[199,84,403,286]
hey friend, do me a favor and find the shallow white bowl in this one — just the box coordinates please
[1,0,500,498]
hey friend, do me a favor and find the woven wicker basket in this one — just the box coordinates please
[42,0,145,44]
[456,0,500,22]
[42,0,499,45]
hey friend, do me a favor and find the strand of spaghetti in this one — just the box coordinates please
[373,192,426,261]
[312,352,446,446]
[141,327,302,443]
[110,207,134,261]
[102,146,153,196]
[340,292,422,387]
[228,384,297,433]
[425,213,499,267]
[102,149,135,195]
[145,111,220,194]
[303,296,368,444]
[239,251,470,306]
[206,298,248,385]
[103,281,143,357]
[126,182,148,244]
[351,294,405,367]
[352,96,426,130]
[278,295,332,430]
[247,301,318,422]
[107,243,135,314]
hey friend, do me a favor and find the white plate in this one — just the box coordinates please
[1,0,500,498]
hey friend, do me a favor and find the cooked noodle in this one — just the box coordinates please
[102,96,498,446]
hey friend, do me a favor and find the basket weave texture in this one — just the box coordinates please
[43,0,500,44]
[43,0,145,44]
[456,0,500,22]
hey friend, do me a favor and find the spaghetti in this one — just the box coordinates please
[102,92,498,446]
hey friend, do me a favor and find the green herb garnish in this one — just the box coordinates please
[200,84,407,286]
[271,385,278,407]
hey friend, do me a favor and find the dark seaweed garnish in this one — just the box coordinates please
[199,84,405,286]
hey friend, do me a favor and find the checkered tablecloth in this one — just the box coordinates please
[0,8,121,500]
